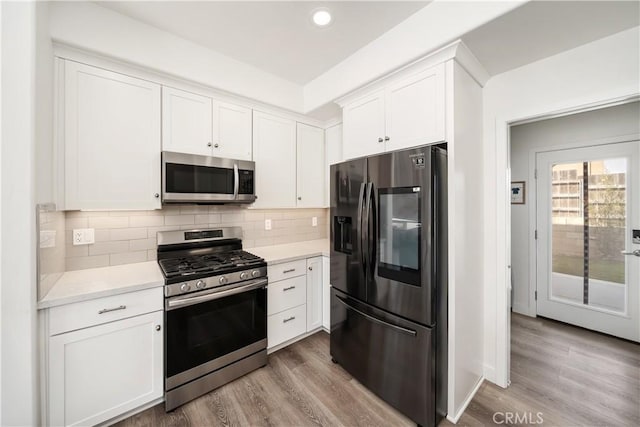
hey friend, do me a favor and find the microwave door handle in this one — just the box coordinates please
[233,163,239,200]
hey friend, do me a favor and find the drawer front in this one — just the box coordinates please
[267,304,306,349]
[49,287,163,336]
[268,259,306,283]
[268,275,306,315]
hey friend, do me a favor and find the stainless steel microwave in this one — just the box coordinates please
[161,151,256,204]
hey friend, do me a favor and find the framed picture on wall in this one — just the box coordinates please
[511,181,525,204]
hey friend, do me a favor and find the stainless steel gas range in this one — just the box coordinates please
[157,227,267,411]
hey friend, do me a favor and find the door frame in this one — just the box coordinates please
[494,93,640,388]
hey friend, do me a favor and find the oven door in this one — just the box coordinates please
[162,151,256,203]
[164,279,267,390]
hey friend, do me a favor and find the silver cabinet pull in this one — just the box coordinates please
[621,249,640,257]
[377,137,384,143]
[283,316,295,323]
[214,143,219,148]
[155,325,161,331]
[283,268,295,274]
[98,305,126,315]
[297,197,302,200]
[308,266,313,271]
[207,142,212,147]
[154,193,160,198]
[283,286,296,291]
[384,136,390,141]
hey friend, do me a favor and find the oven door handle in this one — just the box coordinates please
[166,279,267,311]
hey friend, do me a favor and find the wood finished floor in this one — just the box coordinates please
[115,314,639,427]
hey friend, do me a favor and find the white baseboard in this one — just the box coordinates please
[267,327,325,354]
[446,376,484,424]
[512,303,535,317]
[100,397,164,427]
[483,364,496,384]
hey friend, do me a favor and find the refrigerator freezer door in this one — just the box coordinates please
[330,158,367,301]
[366,146,446,326]
[330,288,438,427]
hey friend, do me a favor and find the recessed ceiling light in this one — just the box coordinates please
[312,8,332,27]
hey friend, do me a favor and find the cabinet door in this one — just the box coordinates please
[325,123,343,206]
[296,123,325,208]
[385,64,445,151]
[64,62,161,210]
[252,111,296,208]
[49,311,163,427]
[306,256,323,332]
[322,256,330,330]
[342,90,385,160]
[162,86,213,156]
[213,101,252,161]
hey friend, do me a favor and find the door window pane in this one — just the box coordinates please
[550,159,626,312]
[378,187,421,286]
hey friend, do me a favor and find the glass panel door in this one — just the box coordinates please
[536,141,639,342]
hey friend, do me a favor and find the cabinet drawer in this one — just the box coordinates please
[267,304,306,349]
[49,287,163,336]
[268,259,306,282]
[268,275,306,315]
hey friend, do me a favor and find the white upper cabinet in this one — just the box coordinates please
[296,123,325,208]
[213,100,252,161]
[385,64,445,151]
[162,87,252,161]
[252,111,297,208]
[343,90,386,160]
[340,63,445,160]
[162,87,213,156]
[64,61,161,210]
[325,123,343,206]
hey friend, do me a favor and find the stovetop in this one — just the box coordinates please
[159,249,265,279]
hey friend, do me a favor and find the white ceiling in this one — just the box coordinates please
[96,1,429,85]
[463,1,640,76]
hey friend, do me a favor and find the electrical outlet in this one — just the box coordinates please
[265,219,272,231]
[40,230,56,249]
[73,228,95,245]
[312,216,318,227]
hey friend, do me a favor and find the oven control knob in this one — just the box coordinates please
[239,272,249,280]
[196,280,205,289]
[251,270,260,278]
[180,283,191,293]
[219,276,228,285]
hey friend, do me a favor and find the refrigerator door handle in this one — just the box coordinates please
[366,182,376,275]
[357,182,367,275]
[335,296,417,337]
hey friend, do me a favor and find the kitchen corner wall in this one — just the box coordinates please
[64,206,329,271]
[38,207,66,298]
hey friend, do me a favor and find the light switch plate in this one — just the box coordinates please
[312,217,318,227]
[73,228,95,245]
[265,219,272,231]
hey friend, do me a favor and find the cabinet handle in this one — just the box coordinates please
[283,286,296,291]
[384,136,390,141]
[98,305,126,314]
[308,266,313,271]
[154,193,160,198]
[283,316,296,323]
[214,143,219,148]
[155,325,161,331]
[283,268,296,274]
[297,197,302,201]
[207,142,212,147]
[377,137,384,143]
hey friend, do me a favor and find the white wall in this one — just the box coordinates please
[304,0,523,112]
[48,1,304,113]
[1,2,39,425]
[483,26,640,386]
[510,102,640,316]
[448,61,485,420]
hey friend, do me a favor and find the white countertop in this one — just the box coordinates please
[38,261,164,309]
[246,239,329,265]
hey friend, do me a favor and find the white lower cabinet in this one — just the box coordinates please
[322,256,330,330]
[267,256,325,350]
[47,288,163,427]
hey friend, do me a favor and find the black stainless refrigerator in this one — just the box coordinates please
[330,144,447,427]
